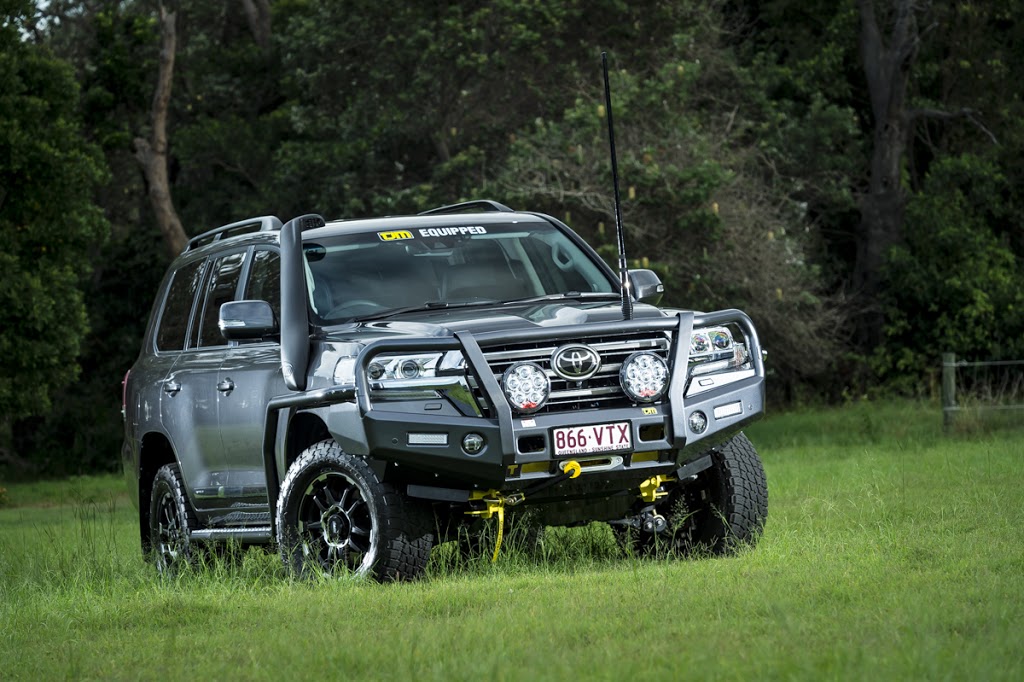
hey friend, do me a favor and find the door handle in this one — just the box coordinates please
[163,380,181,396]
[217,378,235,394]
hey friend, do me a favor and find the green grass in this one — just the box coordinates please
[2,401,1022,680]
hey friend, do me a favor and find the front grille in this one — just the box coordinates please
[470,333,672,415]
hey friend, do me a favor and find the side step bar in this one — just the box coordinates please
[190,526,273,544]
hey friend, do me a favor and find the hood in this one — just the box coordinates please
[321,300,671,345]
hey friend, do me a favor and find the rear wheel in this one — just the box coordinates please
[275,440,435,581]
[621,432,768,557]
[149,463,198,575]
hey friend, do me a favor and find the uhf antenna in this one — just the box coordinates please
[602,51,633,321]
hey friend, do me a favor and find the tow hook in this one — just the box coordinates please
[465,460,582,562]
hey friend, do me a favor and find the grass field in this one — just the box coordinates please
[2,401,1022,680]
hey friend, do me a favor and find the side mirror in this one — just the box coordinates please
[219,300,278,340]
[628,269,664,305]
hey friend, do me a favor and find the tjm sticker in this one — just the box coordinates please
[378,230,413,241]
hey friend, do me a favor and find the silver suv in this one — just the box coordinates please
[122,200,768,580]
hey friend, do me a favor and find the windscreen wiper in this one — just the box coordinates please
[499,292,622,305]
[356,299,499,322]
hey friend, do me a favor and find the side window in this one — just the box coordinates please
[197,251,245,348]
[156,260,206,351]
[245,249,281,322]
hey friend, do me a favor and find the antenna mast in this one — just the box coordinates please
[601,51,633,321]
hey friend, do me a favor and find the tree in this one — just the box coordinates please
[0,0,109,462]
[134,0,188,257]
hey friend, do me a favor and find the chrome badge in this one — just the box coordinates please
[551,344,601,381]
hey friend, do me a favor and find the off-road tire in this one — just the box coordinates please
[149,463,199,576]
[276,439,434,581]
[622,432,768,557]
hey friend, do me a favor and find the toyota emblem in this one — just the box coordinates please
[551,344,601,381]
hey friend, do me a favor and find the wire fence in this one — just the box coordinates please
[941,353,1024,431]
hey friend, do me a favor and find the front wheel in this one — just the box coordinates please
[275,440,435,581]
[623,432,768,557]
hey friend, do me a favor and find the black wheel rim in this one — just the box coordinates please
[297,471,376,574]
[154,487,186,573]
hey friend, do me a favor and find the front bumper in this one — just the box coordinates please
[328,310,765,488]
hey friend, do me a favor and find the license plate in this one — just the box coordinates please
[552,421,632,457]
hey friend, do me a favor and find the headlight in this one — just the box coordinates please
[688,326,749,376]
[368,353,441,381]
[502,362,550,413]
[619,351,669,403]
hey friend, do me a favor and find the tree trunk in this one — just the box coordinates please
[855,0,918,346]
[134,1,188,259]
[240,0,272,50]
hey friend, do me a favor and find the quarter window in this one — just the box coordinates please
[156,260,206,351]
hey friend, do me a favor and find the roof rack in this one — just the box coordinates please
[418,199,514,216]
[184,215,283,253]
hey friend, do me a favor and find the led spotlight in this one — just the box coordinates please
[619,352,669,403]
[502,362,550,414]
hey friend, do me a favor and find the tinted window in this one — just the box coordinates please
[305,222,616,323]
[197,251,245,348]
[244,249,281,322]
[156,260,206,351]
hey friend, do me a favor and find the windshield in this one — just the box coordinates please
[304,221,617,323]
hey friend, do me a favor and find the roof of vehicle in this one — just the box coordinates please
[179,205,553,260]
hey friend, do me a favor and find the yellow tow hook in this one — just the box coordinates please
[466,460,581,562]
[638,474,675,503]
[466,490,524,562]
[560,459,582,479]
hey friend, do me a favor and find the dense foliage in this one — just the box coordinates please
[0,0,109,465]
[2,0,1022,472]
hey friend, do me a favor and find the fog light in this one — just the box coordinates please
[462,433,484,454]
[619,352,669,403]
[502,362,550,413]
[688,411,708,434]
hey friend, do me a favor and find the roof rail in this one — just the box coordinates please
[184,216,284,253]
[418,199,514,216]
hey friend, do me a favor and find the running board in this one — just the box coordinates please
[190,526,273,543]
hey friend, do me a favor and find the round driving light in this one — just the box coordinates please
[462,433,485,454]
[399,359,421,379]
[711,330,731,350]
[367,362,385,380]
[619,352,669,403]
[688,411,708,434]
[502,362,550,414]
[691,333,710,354]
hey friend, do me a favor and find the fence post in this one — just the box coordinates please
[942,352,956,431]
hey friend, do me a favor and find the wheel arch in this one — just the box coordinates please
[285,411,332,472]
[137,431,177,554]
